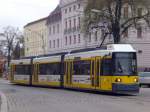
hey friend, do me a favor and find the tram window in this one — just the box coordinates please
[73,60,91,75]
[39,63,61,75]
[15,65,31,75]
[101,59,112,75]
[113,52,137,75]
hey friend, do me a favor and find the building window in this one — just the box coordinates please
[69,36,72,45]
[53,25,55,34]
[49,27,51,35]
[57,24,59,33]
[65,21,67,30]
[78,17,81,28]
[49,40,51,48]
[65,36,67,45]
[101,29,105,40]
[53,40,55,48]
[124,29,128,38]
[138,8,142,17]
[74,35,76,44]
[95,31,98,41]
[65,9,67,14]
[124,7,128,18]
[89,33,91,42]
[137,27,142,38]
[78,4,80,9]
[78,34,81,43]
[73,5,76,10]
[69,7,72,12]
[74,18,76,28]
[26,37,29,41]
[69,20,72,29]
[57,39,59,48]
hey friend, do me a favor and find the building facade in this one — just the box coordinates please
[0,33,7,55]
[24,0,150,71]
[121,26,150,71]
[24,17,48,57]
[47,6,63,54]
[57,0,150,71]
[46,0,105,53]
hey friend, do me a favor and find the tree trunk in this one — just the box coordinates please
[7,47,11,67]
[112,23,121,44]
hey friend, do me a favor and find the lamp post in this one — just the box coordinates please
[19,43,24,58]
[26,29,46,55]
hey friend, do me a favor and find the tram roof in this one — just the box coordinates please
[33,55,62,63]
[107,44,136,52]
[65,44,136,60]
[16,44,135,62]
[10,59,31,65]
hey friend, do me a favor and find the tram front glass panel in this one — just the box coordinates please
[112,52,137,76]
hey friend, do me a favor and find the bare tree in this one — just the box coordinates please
[2,26,23,66]
[12,36,24,59]
[84,0,150,45]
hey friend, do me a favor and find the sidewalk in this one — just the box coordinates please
[0,78,10,84]
[0,91,8,112]
[0,79,8,112]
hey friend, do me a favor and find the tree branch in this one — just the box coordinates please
[99,32,109,48]
[121,23,133,36]
[121,12,150,28]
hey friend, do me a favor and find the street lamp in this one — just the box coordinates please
[26,29,46,55]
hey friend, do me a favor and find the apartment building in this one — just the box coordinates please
[120,5,150,71]
[47,5,63,54]
[58,0,150,71]
[24,17,48,57]
[24,0,150,71]
[0,34,7,55]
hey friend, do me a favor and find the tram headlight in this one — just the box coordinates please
[134,78,138,82]
[115,78,122,82]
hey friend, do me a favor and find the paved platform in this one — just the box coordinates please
[0,79,150,112]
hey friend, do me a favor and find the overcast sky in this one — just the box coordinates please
[0,0,60,31]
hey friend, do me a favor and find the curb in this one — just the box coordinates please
[0,92,8,112]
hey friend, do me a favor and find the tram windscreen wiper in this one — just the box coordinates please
[117,61,123,73]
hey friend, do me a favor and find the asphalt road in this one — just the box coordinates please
[0,79,150,112]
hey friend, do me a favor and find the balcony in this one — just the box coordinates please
[64,26,81,34]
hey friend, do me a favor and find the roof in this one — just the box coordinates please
[47,5,62,25]
[24,17,48,28]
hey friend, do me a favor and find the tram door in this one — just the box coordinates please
[95,57,101,89]
[91,57,101,89]
[65,60,72,86]
[91,59,94,87]
[33,63,39,83]
[100,57,112,91]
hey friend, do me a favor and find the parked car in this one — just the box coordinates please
[139,72,150,87]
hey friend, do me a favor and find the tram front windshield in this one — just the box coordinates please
[113,52,137,76]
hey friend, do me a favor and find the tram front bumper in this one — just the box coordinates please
[112,83,140,94]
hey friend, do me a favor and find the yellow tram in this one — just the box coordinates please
[10,44,139,94]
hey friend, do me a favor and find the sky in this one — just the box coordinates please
[0,0,60,31]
